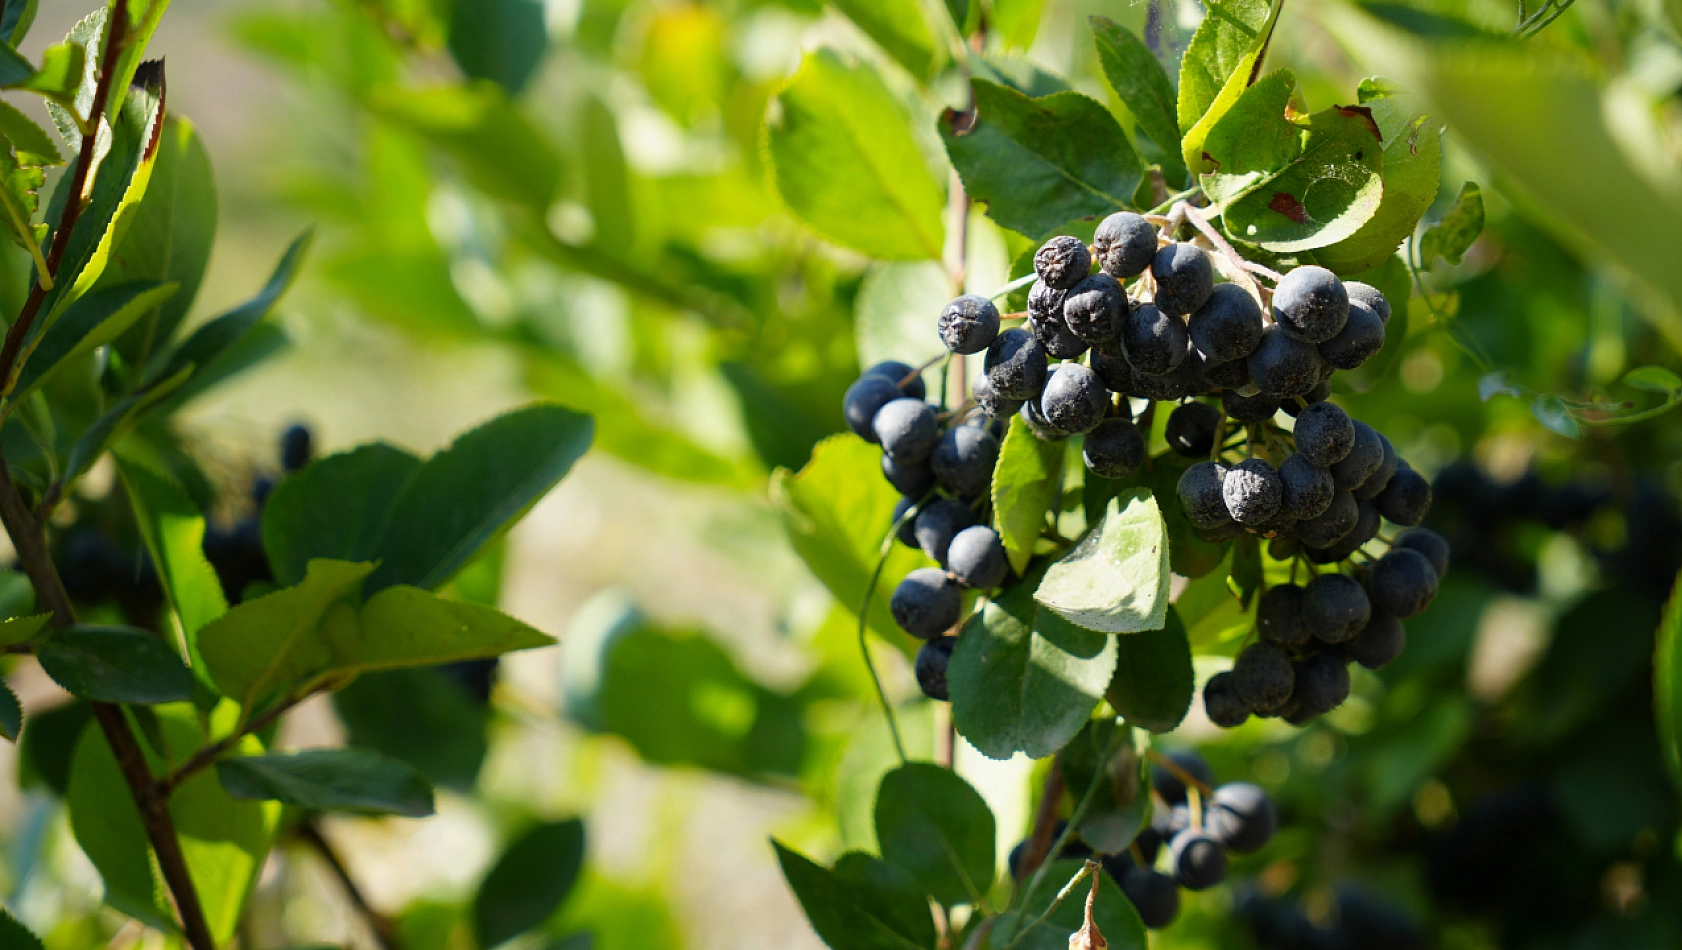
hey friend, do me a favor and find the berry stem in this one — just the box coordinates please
[987,273,1038,300]
[1129,839,1149,869]
[998,860,1099,950]
[858,517,912,766]
[1007,727,1126,942]
[1210,414,1228,463]
[1175,201,1268,309]
[1187,784,1204,830]
[1148,748,1216,798]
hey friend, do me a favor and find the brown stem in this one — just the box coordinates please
[0,7,129,396]
[1176,201,1267,308]
[159,693,303,795]
[1016,760,1065,885]
[298,820,401,950]
[1147,748,1214,798]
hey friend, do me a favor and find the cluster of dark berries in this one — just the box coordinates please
[1236,883,1424,950]
[842,359,1011,665]
[203,423,313,603]
[1203,525,1449,727]
[1007,750,1277,930]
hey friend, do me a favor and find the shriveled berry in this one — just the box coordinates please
[932,424,1000,497]
[1208,783,1277,853]
[1120,301,1188,375]
[984,327,1050,399]
[1318,299,1385,370]
[1296,489,1358,548]
[1302,573,1371,643]
[914,498,976,566]
[1345,612,1405,669]
[1279,454,1335,521]
[1120,867,1181,929]
[874,398,938,463]
[1223,458,1283,526]
[891,497,920,549]
[864,360,927,400]
[1203,671,1251,728]
[915,636,958,700]
[1089,346,1134,394]
[1292,651,1351,717]
[1248,324,1324,398]
[1094,212,1158,279]
[1197,351,1252,390]
[1273,265,1349,342]
[1170,830,1228,890]
[891,568,962,638]
[1352,435,1399,502]
[882,453,936,498]
[1027,279,1067,323]
[1292,401,1354,467]
[1084,418,1146,478]
[1178,461,1232,529]
[1166,402,1221,457]
[1344,280,1391,324]
[1019,399,1070,442]
[939,294,1001,355]
[1328,421,1383,490]
[1233,642,1294,712]
[1375,462,1432,526]
[1152,243,1215,317]
[948,525,1009,589]
[1189,283,1264,363]
[844,374,902,443]
[1221,389,1279,423]
[1063,273,1128,344]
[1035,236,1091,290]
[1368,548,1439,618]
[1029,314,1089,360]
[1257,583,1311,647]
[1041,363,1109,434]
[1395,527,1450,577]
[972,372,1023,420]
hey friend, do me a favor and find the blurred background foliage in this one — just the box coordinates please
[3,0,1682,946]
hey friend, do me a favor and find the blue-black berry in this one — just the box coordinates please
[1041,363,1109,434]
[1084,418,1146,478]
[972,372,1023,420]
[1395,527,1450,577]
[1296,488,1358,548]
[947,525,1009,589]
[1344,280,1391,323]
[1318,298,1385,370]
[891,497,920,549]
[1224,458,1283,526]
[1345,612,1405,669]
[984,327,1050,400]
[1094,212,1158,279]
[1166,401,1221,457]
[1233,642,1295,712]
[1375,462,1432,527]
[1291,401,1354,467]
[1120,301,1189,376]
[1221,389,1279,424]
[1170,829,1228,890]
[844,375,902,443]
[281,424,313,473]
[1178,461,1232,530]
[939,294,1001,355]
[1272,265,1349,342]
[1257,583,1311,647]
[891,568,962,638]
[1208,783,1276,853]
[1279,454,1335,520]
[874,398,938,463]
[1352,434,1399,502]
[882,453,936,498]
[1152,243,1214,317]
[932,424,999,498]
[1120,867,1181,929]
[1368,547,1439,618]
[1090,345,1134,394]
[914,498,976,566]
[1035,235,1092,290]
[1203,670,1252,727]
[1029,313,1090,360]
[1188,283,1264,364]
[1291,651,1351,717]
[865,360,927,400]
[1328,421,1383,490]
[915,636,958,700]
[1302,573,1370,643]
[1063,273,1128,344]
[1248,324,1324,398]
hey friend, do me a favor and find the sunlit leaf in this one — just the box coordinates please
[1035,490,1170,634]
[1418,180,1484,267]
[874,763,995,905]
[992,415,1065,575]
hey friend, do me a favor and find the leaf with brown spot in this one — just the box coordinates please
[1268,191,1308,223]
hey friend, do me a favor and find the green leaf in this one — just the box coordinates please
[1655,569,1682,797]
[0,680,19,742]
[17,40,82,110]
[1198,69,1301,206]
[1531,393,1580,438]
[473,819,586,948]
[41,12,98,141]
[333,668,489,792]
[215,748,435,817]
[992,0,1050,50]
[0,0,36,46]
[68,703,279,943]
[988,858,1148,950]
[875,763,995,905]
[1177,0,1272,163]
[263,443,421,588]
[1090,17,1183,168]
[1035,489,1170,633]
[1222,104,1386,252]
[371,82,562,211]
[0,40,32,86]
[13,281,177,402]
[18,698,89,793]
[992,415,1066,575]
[0,124,49,262]
[972,53,1070,98]
[114,450,228,652]
[1315,80,1441,274]
[0,98,59,164]
[364,403,593,592]
[1058,719,1149,852]
[949,567,1116,760]
[150,230,310,385]
[36,625,193,704]
[0,907,43,950]
[1626,366,1682,394]
[1230,535,1262,608]
[942,79,1143,239]
[34,60,165,330]
[856,260,951,372]
[829,0,942,79]
[1419,180,1484,267]
[334,585,554,680]
[60,365,191,493]
[0,612,47,647]
[1104,606,1193,733]
[773,844,938,950]
[765,49,945,260]
[100,116,218,367]
[447,0,547,95]
[773,435,933,644]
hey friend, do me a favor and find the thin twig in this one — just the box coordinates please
[159,693,304,794]
[1006,727,1125,943]
[1148,748,1215,797]
[997,860,1099,950]
[1015,759,1066,886]
[1178,202,1266,307]
[298,820,402,950]
[859,515,912,765]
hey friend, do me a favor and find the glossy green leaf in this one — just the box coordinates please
[0,40,32,86]
[1177,0,1271,150]
[41,11,97,141]
[972,53,1070,98]
[0,907,43,950]
[1655,569,1682,795]
[942,79,1142,239]
[263,443,421,588]
[874,763,995,905]
[114,451,228,651]
[36,625,193,704]
[1105,606,1193,733]
[773,435,932,643]
[1317,80,1442,274]
[150,230,310,385]
[765,49,945,260]
[987,858,1147,950]
[447,0,546,95]
[1198,69,1300,206]
[0,128,47,259]
[1419,180,1484,267]
[0,680,19,742]
[1223,103,1386,252]
[0,100,55,166]
[0,0,36,45]
[371,82,562,211]
[992,0,1049,50]
[18,698,89,794]
[334,585,553,679]
[153,322,290,413]
[365,403,593,592]
[992,415,1066,575]
[579,94,633,253]
[473,819,586,948]
[16,40,81,111]
[1626,366,1682,394]
[950,566,1116,760]
[855,260,951,371]
[1036,489,1169,633]
[13,281,178,402]
[1058,719,1149,852]
[216,748,435,817]
[334,667,489,792]
[0,612,47,647]
[773,844,938,950]
[67,704,278,942]
[101,116,217,367]
[1090,17,1182,165]
[830,0,942,79]
[61,364,192,492]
